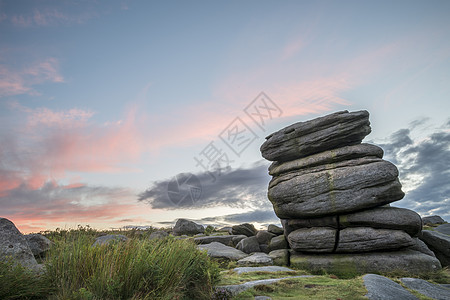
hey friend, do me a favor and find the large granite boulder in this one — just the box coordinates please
[173,219,204,236]
[435,223,450,235]
[269,249,289,266]
[198,242,248,261]
[268,158,404,218]
[237,252,273,266]
[0,218,41,272]
[290,249,441,275]
[194,235,246,247]
[364,274,418,300]
[231,223,258,237]
[261,110,371,162]
[25,233,52,257]
[268,235,289,252]
[267,224,284,235]
[148,230,169,240]
[400,277,450,300]
[256,230,276,245]
[420,230,450,267]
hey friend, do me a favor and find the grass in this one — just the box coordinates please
[1,226,220,300]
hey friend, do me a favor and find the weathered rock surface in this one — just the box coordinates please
[93,234,128,246]
[25,233,52,257]
[236,236,261,254]
[172,219,204,236]
[148,230,169,240]
[401,277,450,300]
[198,242,248,261]
[268,235,289,252]
[288,227,336,253]
[194,235,245,247]
[435,223,450,235]
[256,230,276,245]
[364,274,418,300]
[282,207,421,236]
[0,218,41,272]
[237,252,273,266]
[267,224,284,235]
[422,215,446,225]
[420,230,450,267]
[290,249,441,275]
[269,249,289,266]
[260,110,371,162]
[269,159,404,218]
[233,265,293,274]
[410,237,436,257]
[231,223,258,237]
[231,235,247,246]
[269,143,383,176]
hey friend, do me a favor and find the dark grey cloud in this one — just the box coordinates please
[138,161,272,210]
[375,119,450,221]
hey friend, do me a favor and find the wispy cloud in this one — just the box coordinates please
[8,8,97,28]
[0,58,64,97]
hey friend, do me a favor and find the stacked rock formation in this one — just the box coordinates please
[260,110,441,274]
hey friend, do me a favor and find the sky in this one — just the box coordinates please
[1,0,449,233]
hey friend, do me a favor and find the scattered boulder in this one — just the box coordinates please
[256,230,276,245]
[0,218,41,272]
[148,230,169,240]
[269,249,289,266]
[237,252,273,266]
[25,233,52,257]
[363,274,418,300]
[422,215,446,226]
[231,223,258,237]
[435,223,450,235]
[290,249,441,275]
[267,224,284,235]
[217,226,233,233]
[172,219,204,236]
[93,234,128,246]
[401,277,450,300]
[231,235,247,246]
[420,230,450,267]
[198,242,248,261]
[268,235,288,252]
[194,235,244,246]
[236,236,261,254]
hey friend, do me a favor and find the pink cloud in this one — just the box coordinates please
[0,58,64,97]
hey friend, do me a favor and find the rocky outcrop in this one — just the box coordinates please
[231,223,258,237]
[420,230,450,267]
[236,236,261,254]
[93,234,128,246]
[260,110,440,274]
[422,215,446,226]
[237,252,273,266]
[198,242,248,261]
[173,219,204,236]
[25,233,52,257]
[0,218,43,273]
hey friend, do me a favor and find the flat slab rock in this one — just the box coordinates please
[237,252,273,266]
[193,235,246,247]
[282,207,422,237]
[420,230,450,267]
[232,266,294,274]
[435,223,450,235]
[268,158,404,218]
[260,110,371,162]
[288,227,414,253]
[290,249,441,275]
[198,242,248,261]
[363,274,418,300]
[401,277,450,300]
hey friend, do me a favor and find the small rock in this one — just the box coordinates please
[237,252,273,266]
[269,249,289,266]
[172,219,204,236]
[435,223,450,235]
[198,242,248,261]
[148,231,169,240]
[401,277,450,300]
[268,235,288,252]
[254,296,272,300]
[422,215,446,226]
[256,230,276,245]
[267,224,284,235]
[25,233,52,257]
[236,236,261,254]
[232,223,258,237]
[363,274,418,300]
[92,234,128,246]
[233,265,294,274]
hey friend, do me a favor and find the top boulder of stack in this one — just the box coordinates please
[260,110,371,162]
